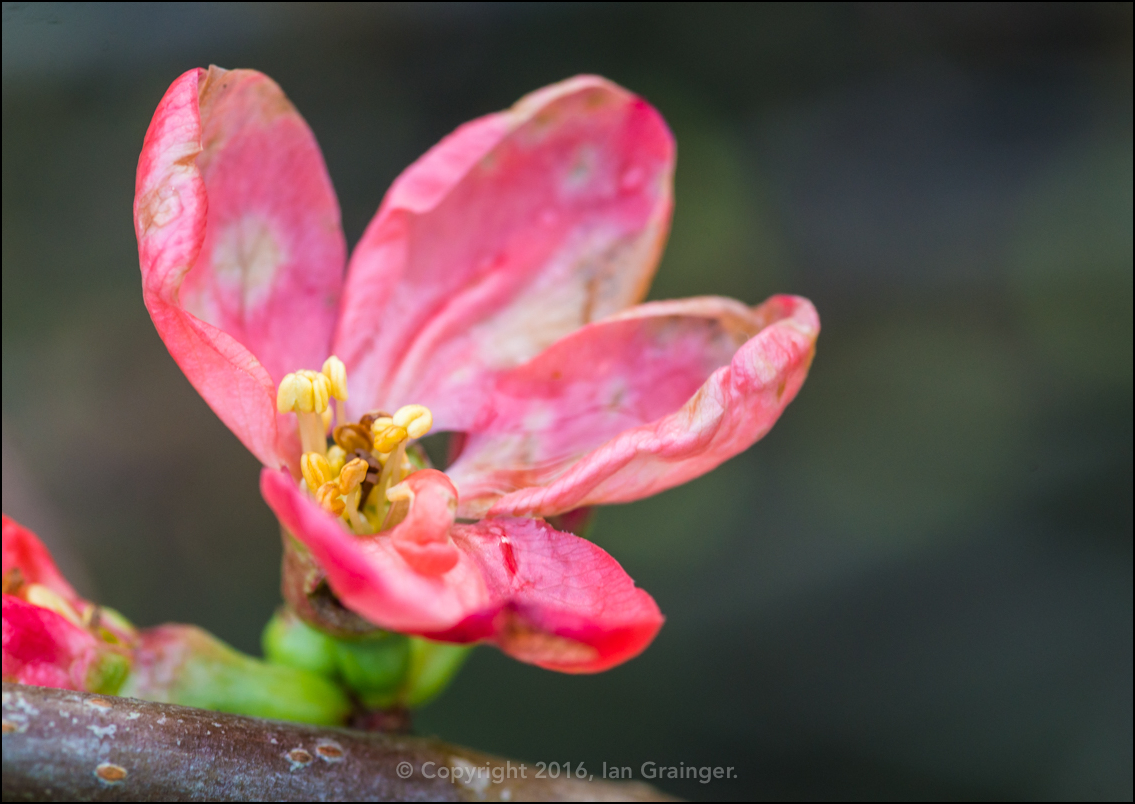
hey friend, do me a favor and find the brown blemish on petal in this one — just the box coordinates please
[583,87,612,109]
[86,698,112,709]
[2,720,19,734]
[316,742,344,761]
[288,748,313,765]
[95,762,127,783]
[197,66,299,165]
[197,64,231,113]
[498,617,599,667]
[135,181,187,236]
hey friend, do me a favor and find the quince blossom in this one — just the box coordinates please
[134,67,819,673]
[2,515,132,693]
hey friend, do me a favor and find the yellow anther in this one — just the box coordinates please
[276,373,299,413]
[338,458,369,495]
[304,370,331,414]
[321,355,348,401]
[279,370,333,414]
[298,375,318,412]
[326,445,347,476]
[25,584,83,627]
[393,404,433,439]
[301,452,332,491]
[315,482,345,516]
[372,417,408,452]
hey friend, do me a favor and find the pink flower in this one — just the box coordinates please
[2,516,133,692]
[135,67,819,673]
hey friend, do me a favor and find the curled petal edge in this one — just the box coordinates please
[480,294,820,517]
[136,68,285,469]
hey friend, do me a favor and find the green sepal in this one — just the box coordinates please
[123,625,351,726]
[262,607,470,709]
[262,605,339,676]
[334,633,411,702]
[86,650,130,696]
[401,638,471,708]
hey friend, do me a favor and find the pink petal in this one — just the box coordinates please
[136,67,346,469]
[260,468,662,672]
[260,468,492,634]
[2,515,80,609]
[334,75,675,429]
[2,595,97,690]
[437,518,664,673]
[446,294,820,517]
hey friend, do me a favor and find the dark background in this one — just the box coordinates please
[3,3,1131,799]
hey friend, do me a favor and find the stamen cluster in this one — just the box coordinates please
[281,357,433,536]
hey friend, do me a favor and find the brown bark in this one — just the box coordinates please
[2,683,670,802]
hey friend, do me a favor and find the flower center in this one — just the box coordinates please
[278,356,433,536]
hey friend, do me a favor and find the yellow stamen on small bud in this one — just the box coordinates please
[81,604,100,629]
[393,404,433,439]
[2,567,25,596]
[315,482,346,516]
[382,482,414,531]
[321,355,348,401]
[301,452,333,491]
[338,458,369,495]
[326,445,347,476]
[25,584,83,627]
[372,418,408,453]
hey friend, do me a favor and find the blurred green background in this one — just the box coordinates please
[3,3,1131,799]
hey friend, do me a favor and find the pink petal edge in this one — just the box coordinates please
[334,75,675,433]
[438,517,664,673]
[446,294,820,517]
